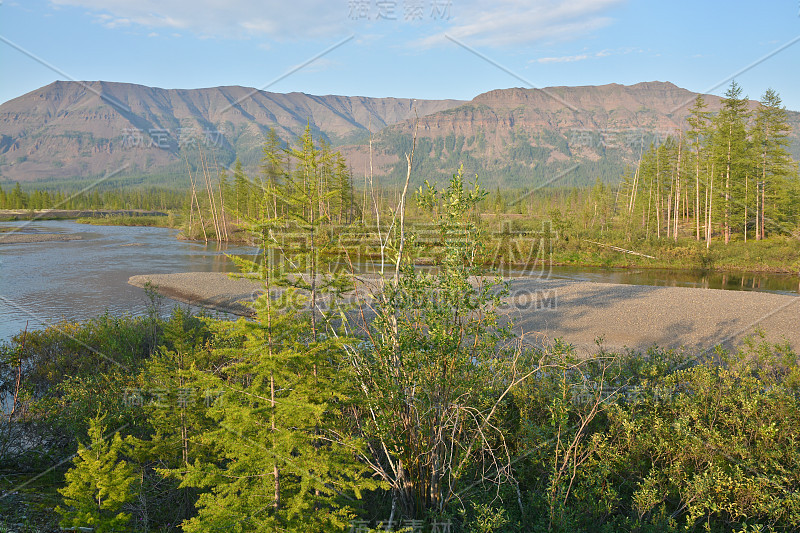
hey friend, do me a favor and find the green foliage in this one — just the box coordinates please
[56,411,138,532]
[4,300,800,532]
[347,167,529,523]
[173,133,380,530]
[510,336,800,532]
[176,302,378,532]
[0,314,156,460]
[0,182,186,211]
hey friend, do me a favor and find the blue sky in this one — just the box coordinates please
[2,0,800,110]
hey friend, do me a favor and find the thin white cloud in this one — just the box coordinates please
[50,0,349,40]
[536,53,590,63]
[50,0,625,48]
[50,0,624,47]
[416,0,625,48]
[531,46,637,64]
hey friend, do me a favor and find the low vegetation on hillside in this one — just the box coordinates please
[2,166,800,532]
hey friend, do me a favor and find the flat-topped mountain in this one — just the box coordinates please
[0,81,463,182]
[1,80,797,187]
[360,81,800,187]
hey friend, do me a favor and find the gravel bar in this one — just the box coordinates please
[0,233,83,244]
[129,272,800,355]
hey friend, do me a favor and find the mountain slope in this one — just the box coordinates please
[356,82,800,188]
[1,81,797,188]
[0,81,463,183]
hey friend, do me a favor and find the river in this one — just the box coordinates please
[1,220,798,342]
[0,220,252,342]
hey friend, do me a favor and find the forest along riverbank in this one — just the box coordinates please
[0,208,169,219]
[129,272,800,355]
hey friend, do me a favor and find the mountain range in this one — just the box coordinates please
[1,80,797,188]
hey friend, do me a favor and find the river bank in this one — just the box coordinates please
[129,272,800,355]
[0,232,83,244]
[0,208,170,221]
[175,226,800,275]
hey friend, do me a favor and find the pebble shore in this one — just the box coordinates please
[129,272,800,355]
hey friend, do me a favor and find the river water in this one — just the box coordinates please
[1,220,798,342]
[0,220,253,342]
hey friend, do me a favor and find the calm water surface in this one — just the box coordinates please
[1,220,798,342]
[0,220,255,341]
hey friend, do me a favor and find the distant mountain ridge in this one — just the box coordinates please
[1,80,797,187]
[0,81,463,183]
[357,81,800,188]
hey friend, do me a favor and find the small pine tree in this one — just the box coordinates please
[56,411,138,533]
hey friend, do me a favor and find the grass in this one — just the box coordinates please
[540,236,800,274]
[177,216,800,275]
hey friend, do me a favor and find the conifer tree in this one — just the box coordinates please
[752,88,798,239]
[176,167,379,531]
[261,128,285,219]
[711,81,751,243]
[56,411,138,533]
[686,94,711,240]
[132,308,216,525]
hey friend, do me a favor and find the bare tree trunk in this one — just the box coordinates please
[646,169,653,239]
[656,148,661,239]
[666,177,672,240]
[707,164,714,249]
[199,148,222,242]
[674,132,682,241]
[724,124,731,244]
[761,179,766,240]
[395,115,418,284]
[744,174,748,242]
[184,155,208,243]
[755,179,760,242]
[213,154,229,242]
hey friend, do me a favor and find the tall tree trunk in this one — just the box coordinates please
[656,148,661,239]
[744,174,748,242]
[707,164,714,249]
[724,124,732,244]
[646,170,653,239]
[674,133,682,241]
[761,180,766,239]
